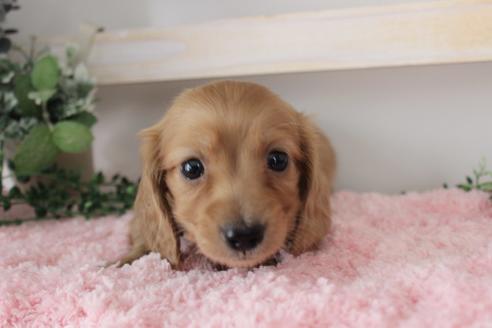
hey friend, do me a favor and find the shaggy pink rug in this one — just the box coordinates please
[1,189,492,327]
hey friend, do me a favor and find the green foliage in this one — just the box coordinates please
[28,89,55,104]
[52,121,93,153]
[456,158,492,197]
[2,116,38,139]
[1,34,98,176]
[0,166,138,226]
[0,16,134,226]
[14,73,38,116]
[31,55,60,91]
[70,111,97,128]
[13,124,59,176]
[0,44,97,145]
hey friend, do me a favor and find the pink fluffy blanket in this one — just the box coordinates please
[1,189,492,327]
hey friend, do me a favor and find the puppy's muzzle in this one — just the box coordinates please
[222,222,265,252]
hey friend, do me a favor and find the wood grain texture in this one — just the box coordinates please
[51,0,492,85]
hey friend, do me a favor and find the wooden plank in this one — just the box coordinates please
[51,0,492,85]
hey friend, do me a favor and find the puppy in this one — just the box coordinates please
[118,80,335,269]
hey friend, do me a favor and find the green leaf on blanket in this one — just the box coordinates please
[456,158,492,198]
[478,182,492,192]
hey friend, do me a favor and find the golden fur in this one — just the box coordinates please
[118,80,336,269]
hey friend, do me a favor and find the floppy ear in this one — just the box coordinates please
[118,126,181,268]
[289,115,336,255]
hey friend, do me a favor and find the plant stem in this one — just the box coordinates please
[41,101,53,129]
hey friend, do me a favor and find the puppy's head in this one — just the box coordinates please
[136,81,334,268]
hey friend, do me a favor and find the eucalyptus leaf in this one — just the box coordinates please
[52,121,93,153]
[69,111,97,127]
[31,55,60,91]
[28,89,56,104]
[14,73,38,116]
[13,124,59,176]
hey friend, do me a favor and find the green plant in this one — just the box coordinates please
[0,4,138,225]
[1,166,137,226]
[456,158,492,195]
[1,49,97,177]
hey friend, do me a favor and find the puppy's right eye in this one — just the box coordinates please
[267,150,289,172]
[181,158,204,180]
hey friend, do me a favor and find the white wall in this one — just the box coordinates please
[9,0,492,193]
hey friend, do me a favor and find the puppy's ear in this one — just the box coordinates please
[119,126,181,268]
[290,115,335,255]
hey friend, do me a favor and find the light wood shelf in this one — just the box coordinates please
[52,0,492,85]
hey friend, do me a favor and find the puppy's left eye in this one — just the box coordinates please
[267,150,289,172]
[181,158,204,180]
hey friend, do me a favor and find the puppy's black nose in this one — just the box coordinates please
[223,223,265,251]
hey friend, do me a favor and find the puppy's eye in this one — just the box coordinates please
[181,158,204,180]
[267,150,288,172]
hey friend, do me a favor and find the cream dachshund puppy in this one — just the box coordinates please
[118,80,335,269]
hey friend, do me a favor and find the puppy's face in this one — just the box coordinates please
[155,83,305,267]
